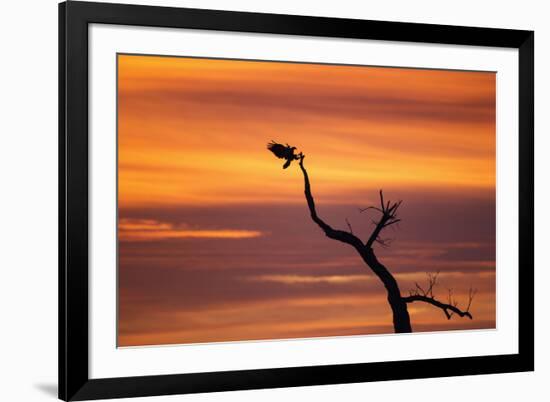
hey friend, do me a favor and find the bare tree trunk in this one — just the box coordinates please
[297,154,411,333]
[292,153,472,333]
[361,248,412,333]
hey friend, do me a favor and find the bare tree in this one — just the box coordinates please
[294,153,474,333]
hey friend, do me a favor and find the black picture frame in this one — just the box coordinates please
[59,1,534,400]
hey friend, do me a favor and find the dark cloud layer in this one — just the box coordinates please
[119,193,496,345]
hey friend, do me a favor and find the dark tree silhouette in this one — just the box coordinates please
[270,146,476,333]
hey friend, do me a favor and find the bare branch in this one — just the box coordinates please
[404,272,474,320]
[383,218,401,228]
[415,282,426,295]
[364,190,403,249]
[447,288,456,318]
[345,218,354,235]
[298,154,364,250]
[466,287,477,312]
[403,294,473,320]
[375,237,393,248]
[359,206,384,214]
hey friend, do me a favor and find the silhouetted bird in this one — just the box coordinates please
[267,141,299,169]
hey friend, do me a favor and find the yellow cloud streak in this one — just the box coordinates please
[249,274,373,285]
[119,218,263,241]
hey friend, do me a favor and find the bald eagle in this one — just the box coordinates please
[267,141,299,169]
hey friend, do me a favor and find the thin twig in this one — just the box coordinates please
[345,218,354,235]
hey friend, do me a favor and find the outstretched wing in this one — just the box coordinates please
[267,141,288,159]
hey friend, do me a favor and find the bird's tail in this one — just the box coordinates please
[283,159,292,169]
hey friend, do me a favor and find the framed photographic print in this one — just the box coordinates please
[59,1,534,400]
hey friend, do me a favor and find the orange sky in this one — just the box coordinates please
[117,54,496,346]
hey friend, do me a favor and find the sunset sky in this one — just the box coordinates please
[117,54,496,347]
